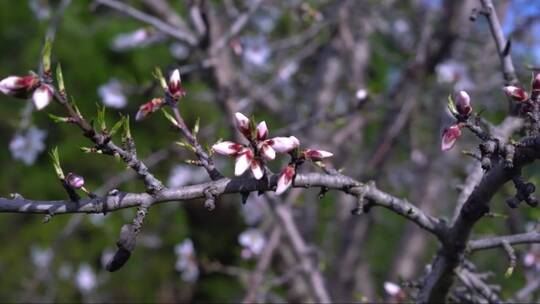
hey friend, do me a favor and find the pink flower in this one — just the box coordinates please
[503,86,528,102]
[65,172,85,189]
[302,149,333,161]
[441,124,462,151]
[233,148,263,179]
[32,84,54,110]
[168,69,186,100]
[0,75,40,99]
[276,164,295,195]
[455,90,472,116]
[135,98,165,121]
[211,141,244,156]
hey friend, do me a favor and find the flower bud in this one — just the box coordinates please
[441,124,462,151]
[135,98,165,121]
[234,112,253,139]
[168,69,186,100]
[303,149,333,161]
[65,172,85,189]
[455,90,472,116]
[267,136,300,153]
[276,164,296,195]
[0,75,39,98]
[32,84,54,110]
[503,86,528,102]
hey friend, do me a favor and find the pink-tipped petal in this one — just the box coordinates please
[268,136,299,153]
[456,90,472,116]
[212,141,243,155]
[304,149,333,161]
[533,74,540,92]
[251,160,264,180]
[234,149,253,176]
[235,112,252,139]
[441,125,462,151]
[259,143,276,161]
[256,121,268,140]
[32,85,53,110]
[170,69,181,87]
[503,86,528,102]
[275,165,295,195]
[0,75,39,98]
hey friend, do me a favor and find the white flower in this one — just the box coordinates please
[31,84,54,110]
[239,229,266,259]
[111,28,161,51]
[28,0,51,20]
[355,89,368,100]
[174,239,199,282]
[243,37,271,67]
[98,78,127,109]
[384,281,402,296]
[76,264,97,293]
[31,246,53,269]
[9,127,47,165]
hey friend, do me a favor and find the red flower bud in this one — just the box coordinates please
[135,98,165,121]
[503,86,528,102]
[441,124,462,151]
[303,149,333,161]
[65,172,85,189]
[168,69,186,100]
[455,90,472,116]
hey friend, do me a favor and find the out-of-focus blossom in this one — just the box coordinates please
[174,239,199,282]
[241,196,266,225]
[111,28,162,51]
[503,86,529,102]
[98,78,127,109]
[384,281,406,301]
[243,37,271,67]
[170,42,190,60]
[76,263,97,293]
[435,61,474,91]
[239,228,266,260]
[31,246,53,269]
[9,126,47,165]
[441,124,462,152]
[32,84,54,110]
[28,0,51,20]
[278,61,299,82]
[356,89,368,101]
[0,75,39,99]
[276,164,296,195]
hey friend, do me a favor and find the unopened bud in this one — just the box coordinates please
[65,172,84,189]
[503,86,528,102]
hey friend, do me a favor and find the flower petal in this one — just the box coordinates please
[441,124,462,151]
[235,112,252,139]
[259,143,276,161]
[267,136,300,153]
[251,160,264,180]
[235,149,252,176]
[32,85,54,110]
[275,165,295,195]
[0,75,39,98]
[256,121,268,140]
[212,141,243,156]
[455,90,472,116]
[503,86,528,102]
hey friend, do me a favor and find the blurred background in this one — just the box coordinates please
[1,0,540,302]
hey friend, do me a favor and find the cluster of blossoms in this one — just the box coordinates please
[212,113,333,194]
[135,69,186,121]
[442,74,540,152]
[0,74,54,110]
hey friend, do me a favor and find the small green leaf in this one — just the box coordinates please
[176,140,196,153]
[122,115,132,140]
[42,38,53,74]
[48,113,70,123]
[193,117,200,136]
[447,94,458,116]
[70,96,81,116]
[96,103,106,131]
[56,63,65,93]
[109,116,125,137]
[153,67,168,90]
[161,108,179,126]
[49,147,64,179]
